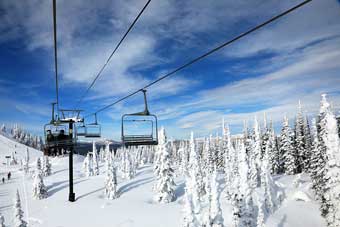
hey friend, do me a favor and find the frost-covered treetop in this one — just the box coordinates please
[159,127,167,145]
[320,93,331,114]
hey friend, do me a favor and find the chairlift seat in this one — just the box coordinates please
[84,124,101,138]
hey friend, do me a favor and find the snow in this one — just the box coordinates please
[292,191,312,202]
[0,134,326,227]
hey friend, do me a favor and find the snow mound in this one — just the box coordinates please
[292,191,312,202]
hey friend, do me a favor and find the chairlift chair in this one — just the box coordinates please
[84,113,101,138]
[121,89,158,147]
[75,122,87,137]
[44,122,75,150]
[44,104,82,155]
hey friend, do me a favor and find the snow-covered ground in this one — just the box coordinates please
[0,135,326,227]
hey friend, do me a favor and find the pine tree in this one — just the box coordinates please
[236,140,257,227]
[36,157,42,173]
[32,171,48,199]
[317,94,331,217]
[267,120,280,175]
[121,148,134,180]
[32,157,42,179]
[83,153,94,177]
[179,141,189,176]
[92,141,99,176]
[0,213,5,227]
[182,187,200,227]
[261,112,270,159]
[248,117,261,188]
[14,190,27,227]
[43,156,52,176]
[154,128,176,203]
[310,118,326,201]
[104,155,118,199]
[256,197,266,227]
[223,121,235,200]
[237,141,248,199]
[215,132,224,170]
[183,150,202,227]
[280,116,296,175]
[261,141,283,215]
[242,190,256,227]
[303,116,313,172]
[205,167,224,227]
[294,101,305,173]
[24,148,30,174]
[188,131,205,197]
[230,194,241,227]
[319,94,340,227]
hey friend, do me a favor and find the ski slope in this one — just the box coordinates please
[0,135,326,227]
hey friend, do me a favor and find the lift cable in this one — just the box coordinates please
[84,0,312,118]
[52,0,59,113]
[75,0,152,108]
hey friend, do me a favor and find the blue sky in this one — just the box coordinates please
[0,0,340,140]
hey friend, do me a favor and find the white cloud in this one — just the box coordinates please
[225,0,340,58]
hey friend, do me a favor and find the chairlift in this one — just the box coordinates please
[84,113,101,138]
[44,103,82,155]
[76,122,87,137]
[44,123,75,149]
[122,89,158,146]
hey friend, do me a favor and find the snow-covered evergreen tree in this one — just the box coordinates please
[182,132,204,226]
[294,101,306,173]
[32,171,48,199]
[121,148,134,180]
[99,147,105,163]
[303,116,313,172]
[261,112,270,159]
[104,154,118,199]
[315,95,330,212]
[0,213,5,227]
[266,120,280,175]
[256,197,266,227]
[83,153,94,177]
[310,118,325,201]
[92,141,99,175]
[280,116,296,175]
[43,156,52,176]
[261,141,283,215]
[223,120,235,200]
[248,117,261,188]
[205,167,224,227]
[318,94,340,227]
[179,141,189,176]
[13,190,27,227]
[154,128,176,203]
[182,187,200,227]
[1,124,6,134]
[32,157,42,179]
[188,131,205,197]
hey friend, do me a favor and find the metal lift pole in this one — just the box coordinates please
[68,120,75,202]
